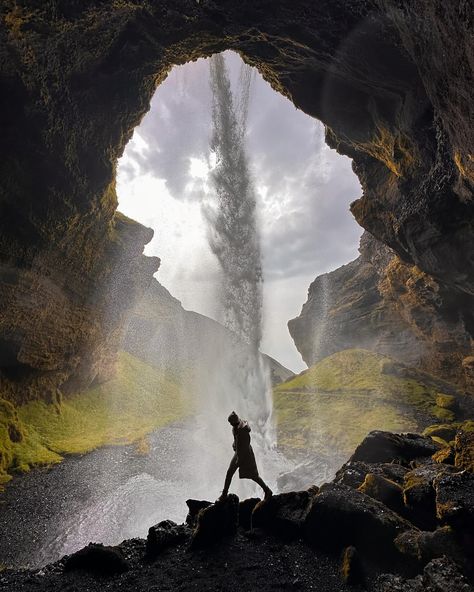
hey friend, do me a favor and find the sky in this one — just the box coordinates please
[117,51,362,372]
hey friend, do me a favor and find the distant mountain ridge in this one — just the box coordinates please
[123,279,294,387]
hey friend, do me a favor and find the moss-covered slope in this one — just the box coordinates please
[0,351,190,489]
[273,349,463,457]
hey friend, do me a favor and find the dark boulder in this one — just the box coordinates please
[395,526,465,566]
[185,499,212,528]
[304,483,414,562]
[239,497,260,530]
[334,460,409,489]
[454,431,474,473]
[435,471,474,534]
[341,545,365,586]
[146,520,188,559]
[358,473,405,515]
[376,556,472,591]
[63,543,129,576]
[252,491,312,539]
[350,431,441,465]
[403,464,456,530]
[190,494,239,549]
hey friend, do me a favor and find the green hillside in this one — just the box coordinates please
[0,352,191,489]
[273,349,461,456]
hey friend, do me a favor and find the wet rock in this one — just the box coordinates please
[350,431,441,465]
[190,494,239,549]
[239,498,260,530]
[334,460,409,489]
[63,543,129,576]
[403,464,455,530]
[146,520,188,558]
[304,483,413,562]
[395,526,465,565]
[252,491,312,539]
[185,499,212,528]
[435,471,474,534]
[376,556,472,591]
[341,545,364,586]
[358,473,405,515]
[454,431,474,473]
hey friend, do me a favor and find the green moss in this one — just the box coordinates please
[273,349,462,457]
[1,351,192,487]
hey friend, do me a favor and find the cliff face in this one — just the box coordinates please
[0,1,472,404]
[289,232,473,393]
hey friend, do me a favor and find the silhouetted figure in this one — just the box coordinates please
[220,411,272,500]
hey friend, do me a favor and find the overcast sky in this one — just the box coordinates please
[117,51,362,372]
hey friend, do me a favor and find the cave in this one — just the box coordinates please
[0,1,473,588]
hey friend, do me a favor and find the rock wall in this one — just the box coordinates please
[0,1,472,404]
[289,232,473,393]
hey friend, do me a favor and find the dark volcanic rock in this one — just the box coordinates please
[252,491,312,538]
[185,499,212,528]
[341,545,365,586]
[146,520,188,559]
[190,494,239,549]
[63,543,129,576]
[395,526,466,566]
[304,483,413,562]
[350,431,441,465]
[454,431,474,473]
[358,473,405,515]
[376,556,472,592]
[335,460,409,489]
[239,497,261,531]
[435,471,474,534]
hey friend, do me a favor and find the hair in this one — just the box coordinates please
[228,411,239,425]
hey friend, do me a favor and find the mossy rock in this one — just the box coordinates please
[435,394,457,410]
[423,424,458,442]
[358,473,404,514]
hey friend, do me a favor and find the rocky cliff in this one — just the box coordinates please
[0,1,472,406]
[123,278,294,386]
[289,232,474,393]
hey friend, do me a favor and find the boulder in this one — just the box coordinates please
[146,520,188,558]
[423,424,458,443]
[358,473,405,515]
[435,471,474,534]
[239,498,261,530]
[341,545,364,586]
[376,555,472,591]
[185,499,212,528]
[350,432,441,465]
[394,526,465,565]
[454,431,474,473]
[190,494,239,549]
[432,446,456,465]
[304,483,414,562]
[63,543,129,576]
[435,394,457,410]
[252,491,312,538]
[403,464,455,530]
[334,460,409,489]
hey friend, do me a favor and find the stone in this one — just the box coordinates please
[185,499,212,528]
[252,491,312,539]
[350,431,441,465]
[454,431,474,473]
[394,526,465,565]
[403,464,455,530]
[304,483,413,562]
[341,546,364,586]
[358,473,405,515]
[190,494,239,549]
[63,543,129,576]
[435,394,457,410]
[146,520,188,558]
[239,498,260,531]
[424,424,458,443]
[334,460,409,489]
[435,471,474,534]
[432,446,456,466]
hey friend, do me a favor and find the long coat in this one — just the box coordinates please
[233,420,259,479]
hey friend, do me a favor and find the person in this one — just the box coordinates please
[219,411,272,500]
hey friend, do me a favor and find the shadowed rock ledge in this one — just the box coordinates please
[0,0,473,406]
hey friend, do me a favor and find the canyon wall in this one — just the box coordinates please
[289,232,474,394]
[0,0,472,404]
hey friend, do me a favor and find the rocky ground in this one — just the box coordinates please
[1,428,472,592]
